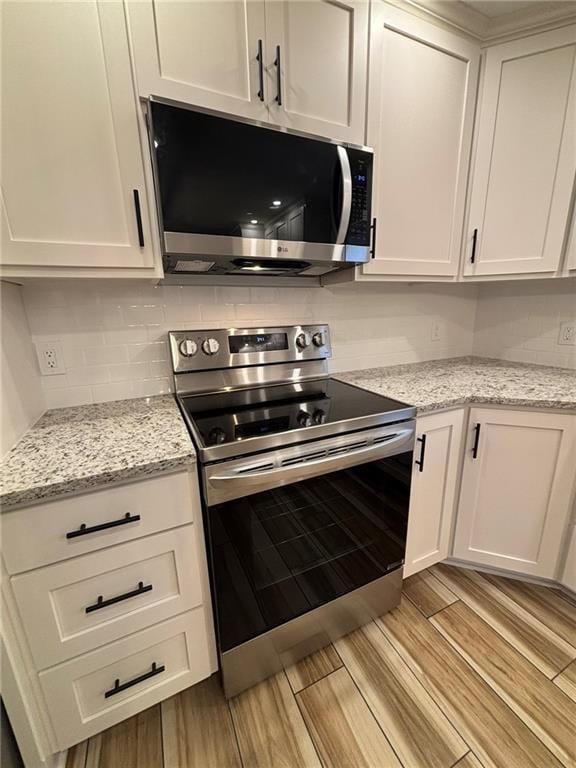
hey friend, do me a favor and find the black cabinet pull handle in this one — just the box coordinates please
[85,581,153,614]
[104,661,165,699]
[66,512,141,540]
[133,189,145,248]
[415,434,427,472]
[370,217,377,258]
[470,228,478,264]
[256,39,264,102]
[274,45,282,106]
[472,423,481,459]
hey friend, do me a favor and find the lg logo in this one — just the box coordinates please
[277,245,289,253]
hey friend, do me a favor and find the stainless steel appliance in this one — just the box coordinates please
[149,100,374,279]
[170,325,415,697]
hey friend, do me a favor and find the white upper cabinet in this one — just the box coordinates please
[127,0,268,122]
[1,1,156,275]
[565,208,576,272]
[363,4,479,277]
[404,409,465,578]
[264,0,367,143]
[464,26,576,277]
[453,408,576,579]
[127,0,367,143]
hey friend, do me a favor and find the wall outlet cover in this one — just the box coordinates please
[35,341,66,375]
[558,322,575,346]
[431,319,445,342]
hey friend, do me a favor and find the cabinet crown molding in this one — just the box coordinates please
[398,0,576,43]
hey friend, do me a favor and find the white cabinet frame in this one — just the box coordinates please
[405,409,465,577]
[362,3,479,278]
[463,25,576,278]
[453,407,576,578]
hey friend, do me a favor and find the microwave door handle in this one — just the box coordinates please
[335,146,352,244]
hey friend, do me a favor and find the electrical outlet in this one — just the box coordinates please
[558,322,576,346]
[431,320,445,342]
[35,341,66,375]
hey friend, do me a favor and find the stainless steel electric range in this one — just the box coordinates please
[169,324,416,697]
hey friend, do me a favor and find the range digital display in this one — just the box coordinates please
[229,333,288,354]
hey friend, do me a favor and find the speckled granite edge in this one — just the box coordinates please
[0,395,196,512]
[0,456,195,512]
[334,356,576,414]
[2,358,574,511]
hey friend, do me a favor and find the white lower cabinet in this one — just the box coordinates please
[404,409,465,577]
[2,470,217,754]
[560,525,576,591]
[453,408,576,578]
[12,526,203,669]
[39,609,211,749]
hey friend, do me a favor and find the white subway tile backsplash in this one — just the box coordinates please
[127,342,168,363]
[123,305,165,326]
[473,279,576,369]
[45,386,93,409]
[91,381,136,404]
[20,278,573,410]
[200,304,236,322]
[84,346,128,366]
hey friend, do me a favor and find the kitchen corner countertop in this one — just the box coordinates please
[335,356,576,414]
[0,395,195,512]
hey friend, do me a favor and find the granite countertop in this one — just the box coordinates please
[0,395,195,511]
[335,356,576,414]
[1,356,574,512]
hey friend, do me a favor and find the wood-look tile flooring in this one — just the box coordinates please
[67,565,576,768]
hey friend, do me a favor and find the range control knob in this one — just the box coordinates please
[312,408,326,424]
[312,332,325,347]
[297,410,312,427]
[295,332,311,350]
[179,339,198,357]
[208,427,227,445]
[202,338,220,356]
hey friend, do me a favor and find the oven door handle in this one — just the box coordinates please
[335,146,352,244]
[208,429,413,492]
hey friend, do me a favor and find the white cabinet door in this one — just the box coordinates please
[453,408,576,578]
[362,4,479,278]
[565,207,576,272]
[404,409,465,578]
[265,0,367,143]
[0,1,156,273]
[464,26,576,277]
[127,1,268,121]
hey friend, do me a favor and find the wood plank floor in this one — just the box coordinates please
[67,565,576,768]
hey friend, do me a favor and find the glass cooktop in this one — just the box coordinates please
[179,378,414,456]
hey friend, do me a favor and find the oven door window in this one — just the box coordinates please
[206,453,411,653]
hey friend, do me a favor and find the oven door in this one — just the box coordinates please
[202,423,414,656]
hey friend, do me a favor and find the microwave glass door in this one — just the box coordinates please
[151,102,367,246]
[206,454,411,654]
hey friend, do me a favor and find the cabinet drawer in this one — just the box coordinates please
[39,608,212,750]
[12,526,202,669]
[2,472,196,574]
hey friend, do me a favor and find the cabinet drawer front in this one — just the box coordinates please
[3,472,196,574]
[12,526,202,669]
[39,609,212,750]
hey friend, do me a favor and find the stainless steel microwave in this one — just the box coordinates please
[148,99,374,278]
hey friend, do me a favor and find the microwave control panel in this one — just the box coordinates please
[347,149,373,246]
